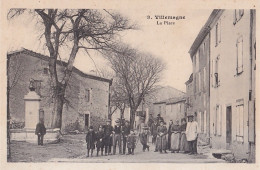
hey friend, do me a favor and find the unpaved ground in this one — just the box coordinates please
[9,134,224,163]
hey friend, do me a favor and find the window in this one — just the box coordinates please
[214,105,222,136]
[233,9,244,25]
[236,36,243,74]
[85,89,90,102]
[212,56,220,87]
[198,72,201,92]
[203,93,206,107]
[43,68,48,74]
[236,102,244,142]
[215,19,221,46]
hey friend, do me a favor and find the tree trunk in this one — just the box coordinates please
[130,108,136,129]
[51,83,66,129]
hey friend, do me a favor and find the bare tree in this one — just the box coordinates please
[105,44,165,128]
[8,9,135,128]
[7,55,25,159]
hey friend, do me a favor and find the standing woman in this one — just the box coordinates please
[170,120,181,153]
[156,120,168,153]
[180,118,189,153]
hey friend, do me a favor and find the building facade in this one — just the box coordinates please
[188,9,256,161]
[208,9,256,161]
[153,95,186,126]
[8,49,112,132]
[188,23,211,143]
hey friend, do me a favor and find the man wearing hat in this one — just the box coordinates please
[139,125,150,152]
[122,120,131,154]
[113,120,122,155]
[156,114,164,125]
[103,119,113,155]
[186,114,198,155]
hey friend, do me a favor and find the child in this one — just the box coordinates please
[127,130,137,155]
[86,126,96,157]
[96,125,105,156]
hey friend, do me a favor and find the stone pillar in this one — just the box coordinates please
[24,91,41,129]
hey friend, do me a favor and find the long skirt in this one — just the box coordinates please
[156,135,167,150]
[180,133,189,152]
[171,132,181,151]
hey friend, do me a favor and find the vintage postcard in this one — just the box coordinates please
[0,0,259,170]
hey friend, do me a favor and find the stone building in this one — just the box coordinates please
[8,48,112,133]
[153,94,186,126]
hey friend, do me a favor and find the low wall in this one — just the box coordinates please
[11,128,61,144]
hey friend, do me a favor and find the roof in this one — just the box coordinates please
[7,48,112,85]
[154,94,186,105]
[185,73,193,85]
[188,9,223,59]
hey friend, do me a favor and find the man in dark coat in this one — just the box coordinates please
[86,126,96,157]
[151,121,158,145]
[96,125,105,156]
[139,126,150,152]
[113,120,122,155]
[122,120,131,154]
[35,119,46,146]
[103,120,113,155]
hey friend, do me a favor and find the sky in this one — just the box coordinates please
[7,9,212,92]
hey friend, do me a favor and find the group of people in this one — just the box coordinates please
[85,112,198,158]
[150,113,198,155]
[85,119,137,157]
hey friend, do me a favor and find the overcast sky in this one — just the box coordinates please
[7,9,212,92]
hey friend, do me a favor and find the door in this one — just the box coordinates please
[226,106,232,145]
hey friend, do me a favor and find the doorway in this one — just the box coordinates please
[226,106,232,148]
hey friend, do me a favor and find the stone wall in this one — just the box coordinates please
[8,50,111,133]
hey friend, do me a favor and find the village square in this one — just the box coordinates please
[5,9,256,163]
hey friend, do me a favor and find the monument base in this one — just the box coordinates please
[10,128,61,144]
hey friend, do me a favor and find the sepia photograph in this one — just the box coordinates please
[0,0,258,168]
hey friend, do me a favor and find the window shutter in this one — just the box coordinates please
[219,105,222,136]
[204,110,207,134]
[233,10,237,24]
[237,37,243,74]
[239,105,244,137]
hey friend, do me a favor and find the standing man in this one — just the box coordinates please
[113,120,122,155]
[167,120,173,150]
[151,120,158,146]
[122,120,131,154]
[35,119,46,146]
[139,126,150,152]
[103,119,113,155]
[186,114,198,155]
